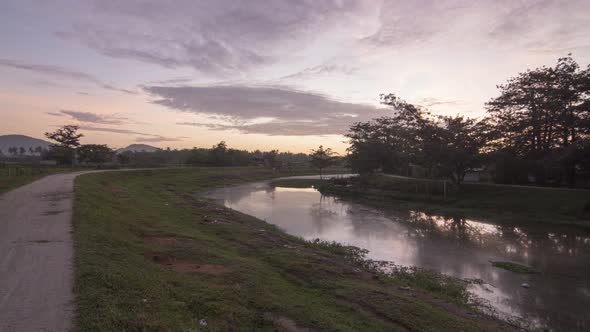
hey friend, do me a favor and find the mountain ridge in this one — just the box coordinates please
[0,135,51,155]
[116,144,161,153]
[0,135,161,155]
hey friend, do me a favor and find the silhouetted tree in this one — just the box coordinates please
[434,115,488,184]
[77,144,114,167]
[310,145,337,179]
[347,94,486,184]
[209,141,228,166]
[486,55,590,186]
[263,149,280,169]
[45,125,83,165]
[116,152,131,165]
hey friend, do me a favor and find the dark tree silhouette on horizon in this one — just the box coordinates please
[310,145,337,179]
[486,55,590,186]
[45,125,83,165]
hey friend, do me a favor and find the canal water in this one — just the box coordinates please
[205,178,590,331]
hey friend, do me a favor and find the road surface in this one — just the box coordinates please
[0,171,98,332]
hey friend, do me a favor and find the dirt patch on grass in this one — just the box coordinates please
[143,235,196,247]
[263,313,315,332]
[145,252,230,275]
[108,185,123,193]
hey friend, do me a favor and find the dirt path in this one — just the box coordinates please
[0,171,102,331]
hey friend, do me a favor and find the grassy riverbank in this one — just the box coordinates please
[305,174,590,227]
[270,178,325,188]
[73,167,511,331]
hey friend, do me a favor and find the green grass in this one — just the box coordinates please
[456,182,590,221]
[491,261,539,274]
[270,178,326,188]
[319,174,590,226]
[73,167,509,331]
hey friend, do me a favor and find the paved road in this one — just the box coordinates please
[0,171,98,332]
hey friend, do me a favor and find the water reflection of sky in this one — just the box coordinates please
[205,183,590,332]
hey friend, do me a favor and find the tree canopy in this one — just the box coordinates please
[347,55,590,187]
[77,144,114,165]
[309,145,337,178]
[45,125,83,149]
[486,55,590,186]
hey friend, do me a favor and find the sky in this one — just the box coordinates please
[1,0,589,153]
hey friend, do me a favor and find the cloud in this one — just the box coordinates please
[33,79,74,89]
[278,63,358,81]
[0,58,102,82]
[146,77,195,85]
[101,84,138,95]
[417,98,460,108]
[78,125,182,143]
[55,110,127,125]
[78,125,153,136]
[0,58,137,94]
[362,0,590,52]
[47,0,374,75]
[134,136,182,143]
[145,84,387,136]
[177,121,349,136]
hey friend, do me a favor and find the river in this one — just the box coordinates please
[204,177,590,331]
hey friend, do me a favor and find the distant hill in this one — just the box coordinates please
[116,144,161,153]
[0,135,51,156]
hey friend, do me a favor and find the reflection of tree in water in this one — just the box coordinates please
[399,210,590,259]
[212,183,276,205]
[345,205,407,241]
[393,210,590,331]
[265,185,276,201]
[307,194,341,235]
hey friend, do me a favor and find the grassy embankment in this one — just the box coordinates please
[290,174,590,226]
[0,165,80,194]
[490,261,539,274]
[270,178,325,188]
[74,167,511,331]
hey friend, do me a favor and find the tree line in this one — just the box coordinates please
[0,146,48,158]
[36,125,341,171]
[118,141,315,168]
[347,55,590,187]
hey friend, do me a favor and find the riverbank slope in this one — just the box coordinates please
[73,167,512,331]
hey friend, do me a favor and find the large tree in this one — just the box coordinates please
[486,55,590,186]
[433,116,488,184]
[208,141,228,166]
[347,94,486,184]
[45,125,83,165]
[77,144,114,167]
[346,95,431,175]
[263,149,281,169]
[309,145,337,179]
